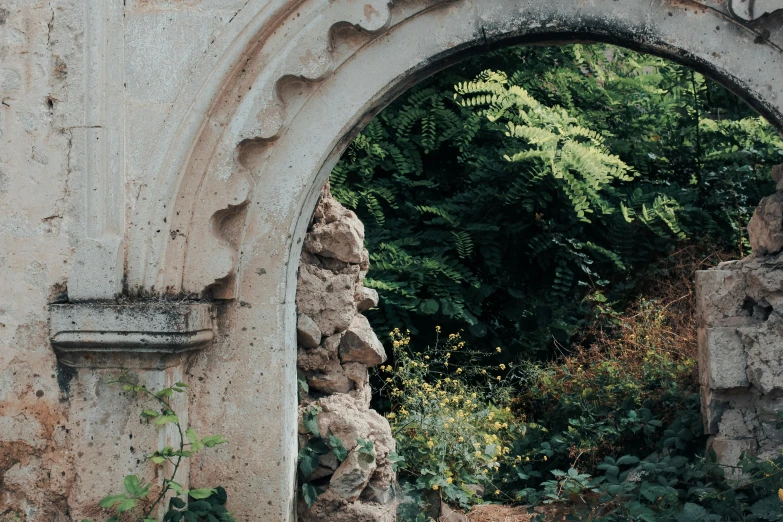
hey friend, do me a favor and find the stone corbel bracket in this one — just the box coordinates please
[50,302,216,369]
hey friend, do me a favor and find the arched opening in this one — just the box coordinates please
[293,40,783,520]
[157,2,783,520]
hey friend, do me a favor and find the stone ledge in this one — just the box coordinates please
[50,302,216,368]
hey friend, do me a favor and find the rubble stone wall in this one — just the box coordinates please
[697,165,783,467]
[295,186,397,521]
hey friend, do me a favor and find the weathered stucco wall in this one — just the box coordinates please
[1,0,782,520]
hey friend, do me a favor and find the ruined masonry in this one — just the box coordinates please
[697,165,783,467]
[1,0,783,520]
[295,186,396,521]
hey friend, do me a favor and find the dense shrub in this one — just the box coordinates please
[387,250,783,521]
[331,43,782,359]
[382,328,517,517]
[343,42,783,521]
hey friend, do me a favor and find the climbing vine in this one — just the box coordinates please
[82,374,234,522]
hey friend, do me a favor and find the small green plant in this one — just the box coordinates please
[298,404,349,508]
[82,373,233,522]
[380,328,519,514]
[297,404,399,509]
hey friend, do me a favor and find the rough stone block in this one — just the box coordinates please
[707,437,757,478]
[330,447,378,501]
[297,313,322,349]
[700,387,728,434]
[698,327,748,390]
[742,320,783,394]
[339,315,387,366]
[307,360,353,395]
[694,270,748,327]
[748,192,783,256]
[717,408,754,439]
[356,286,379,312]
[296,263,357,335]
[304,210,365,263]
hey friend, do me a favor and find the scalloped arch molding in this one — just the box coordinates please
[67,0,782,519]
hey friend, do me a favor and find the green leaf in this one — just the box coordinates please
[188,488,217,500]
[299,447,321,477]
[201,434,227,448]
[186,427,204,453]
[616,455,640,466]
[154,414,179,426]
[98,494,126,509]
[356,438,375,462]
[124,475,142,496]
[302,483,321,508]
[303,407,321,437]
[307,438,329,456]
[328,435,348,462]
[167,480,187,496]
[419,299,439,314]
[388,451,405,472]
[169,497,186,509]
[141,409,160,419]
[116,498,137,513]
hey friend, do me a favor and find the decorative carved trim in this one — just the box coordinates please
[169,0,399,297]
[233,0,394,144]
[50,302,216,369]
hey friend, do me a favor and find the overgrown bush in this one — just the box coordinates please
[381,328,518,516]
[387,248,783,521]
[332,43,782,360]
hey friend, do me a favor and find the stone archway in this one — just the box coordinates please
[50,1,783,520]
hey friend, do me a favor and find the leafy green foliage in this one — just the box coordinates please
[297,405,355,508]
[331,43,782,358]
[381,329,520,513]
[163,487,235,522]
[83,374,232,522]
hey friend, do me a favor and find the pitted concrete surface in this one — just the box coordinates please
[0,0,782,520]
